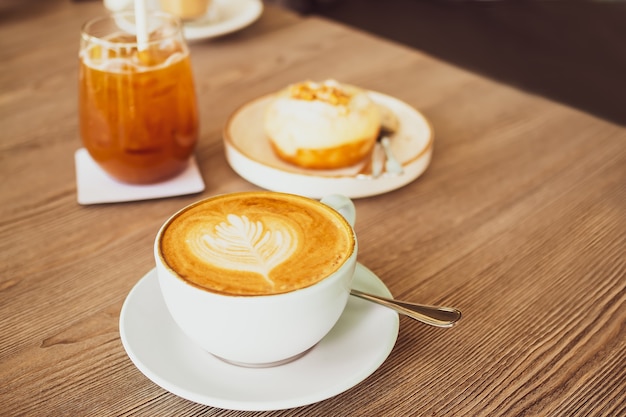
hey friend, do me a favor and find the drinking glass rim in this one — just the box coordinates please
[80,10,183,48]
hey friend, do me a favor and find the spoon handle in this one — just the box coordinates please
[350,289,462,328]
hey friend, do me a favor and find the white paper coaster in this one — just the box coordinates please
[74,148,205,205]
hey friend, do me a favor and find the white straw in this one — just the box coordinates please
[134,0,149,51]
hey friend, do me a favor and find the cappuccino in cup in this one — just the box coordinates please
[159,192,354,296]
[155,191,357,366]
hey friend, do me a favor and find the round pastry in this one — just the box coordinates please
[264,80,381,169]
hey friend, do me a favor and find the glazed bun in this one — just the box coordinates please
[264,80,381,169]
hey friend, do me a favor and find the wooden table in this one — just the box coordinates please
[1,1,624,415]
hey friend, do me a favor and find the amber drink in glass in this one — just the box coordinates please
[79,12,199,184]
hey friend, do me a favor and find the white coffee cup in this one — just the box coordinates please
[155,191,357,366]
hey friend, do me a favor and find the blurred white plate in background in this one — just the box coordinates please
[104,0,263,41]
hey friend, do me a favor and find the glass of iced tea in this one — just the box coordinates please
[79,11,199,184]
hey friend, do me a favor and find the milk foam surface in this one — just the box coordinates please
[159,193,355,296]
[187,213,298,287]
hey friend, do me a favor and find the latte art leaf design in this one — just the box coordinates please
[192,214,297,286]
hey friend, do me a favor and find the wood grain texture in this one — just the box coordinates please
[1,1,624,416]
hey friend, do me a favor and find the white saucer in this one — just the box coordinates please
[223,91,434,199]
[107,0,263,41]
[180,0,263,41]
[119,263,399,411]
[74,148,205,205]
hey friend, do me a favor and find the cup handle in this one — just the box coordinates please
[320,194,356,227]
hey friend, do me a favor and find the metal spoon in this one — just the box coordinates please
[350,289,462,328]
[370,131,403,178]
[370,140,385,178]
[380,135,404,175]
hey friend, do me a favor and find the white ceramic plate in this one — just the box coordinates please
[179,0,263,41]
[119,263,399,411]
[107,0,263,41]
[223,91,434,199]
